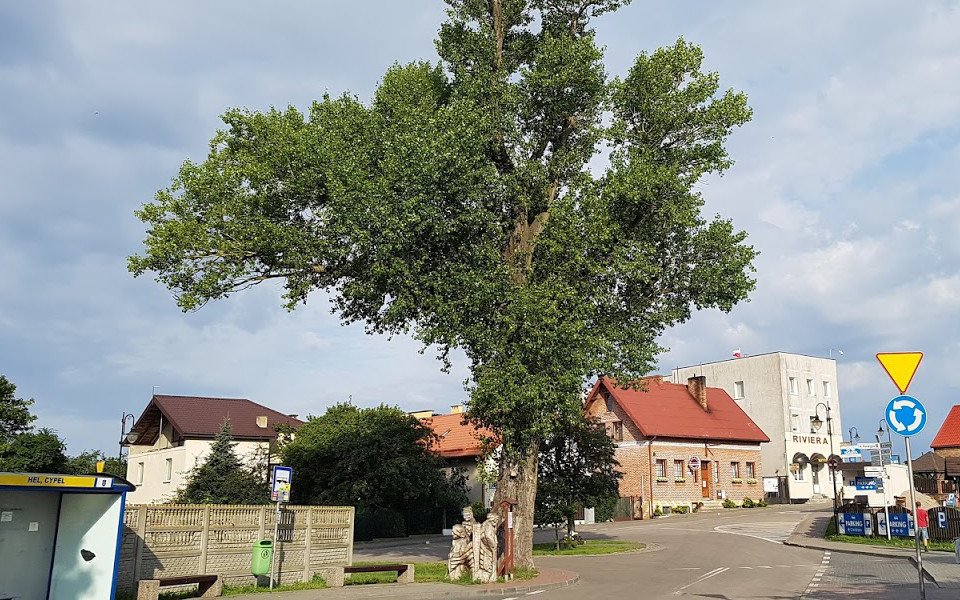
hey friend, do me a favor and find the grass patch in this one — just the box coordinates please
[533,539,645,556]
[824,516,955,553]
[223,576,328,595]
[345,561,538,586]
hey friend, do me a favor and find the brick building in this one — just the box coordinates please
[585,375,769,515]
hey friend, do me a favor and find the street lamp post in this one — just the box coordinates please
[812,402,838,518]
[119,412,136,461]
[848,427,860,445]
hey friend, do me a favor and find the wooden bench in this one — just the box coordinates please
[343,564,414,584]
[137,574,222,599]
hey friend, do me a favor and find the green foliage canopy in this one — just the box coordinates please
[535,416,621,539]
[0,374,37,444]
[129,0,756,564]
[281,403,466,512]
[175,420,269,504]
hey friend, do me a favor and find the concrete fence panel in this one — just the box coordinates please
[118,504,354,594]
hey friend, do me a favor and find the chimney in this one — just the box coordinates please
[450,405,463,415]
[409,410,434,419]
[256,416,268,429]
[687,376,708,411]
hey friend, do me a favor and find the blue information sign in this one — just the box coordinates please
[885,395,927,437]
[888,513,914,537]
[840,513,872,536]
[854,477,880,491]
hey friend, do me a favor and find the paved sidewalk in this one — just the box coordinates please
[786,511,960,589]
[224,567,579,600]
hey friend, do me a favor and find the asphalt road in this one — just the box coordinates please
[357,503,830,599]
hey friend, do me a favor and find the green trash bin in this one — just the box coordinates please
[251,540,274,576]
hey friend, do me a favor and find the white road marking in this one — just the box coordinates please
[525,591,545,596]
[669,567,703,571]
[675,567,730,593]
[713,520,804,544]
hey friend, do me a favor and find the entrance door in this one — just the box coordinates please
[812,465,822,495]
[701,462,712,498]
[0,490,60,600]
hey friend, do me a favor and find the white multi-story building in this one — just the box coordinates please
[673,352,844,502]
[123,394,303,504]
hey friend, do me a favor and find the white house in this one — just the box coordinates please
[123,394,303,504]
[673,352,844,502]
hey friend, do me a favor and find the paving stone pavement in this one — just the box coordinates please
[801,551,959,599]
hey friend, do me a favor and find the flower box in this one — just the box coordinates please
[746,478,758,484]
[674,477,686,483]
[656,477,669,483]
[731,478,743,484]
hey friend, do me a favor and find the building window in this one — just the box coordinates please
[733,381,745,399]
[806,378,815,396]
[164,458,173,482]
[823,381,832,397]
[788,377,798,395]
[791,413,801,432]
[136,462,144,485]
[746,462,756,479]
[656,459,666,479]
[674,460,685,479]
[603,392,613,413]
[730,462,740,479]
[612,421,623,442]
[793,464,805,481]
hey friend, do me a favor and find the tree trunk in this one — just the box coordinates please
[493,442,539,570]
[566,513,576,538]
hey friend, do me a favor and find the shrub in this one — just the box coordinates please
[671,505,689,514]
[472,501,489,522]
[653,506,663,517]
[741,497,755,508]
[722,498,738,509]
[757,498,768,507]
[593,495,618,523]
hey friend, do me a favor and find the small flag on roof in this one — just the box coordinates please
[732,348,743,358]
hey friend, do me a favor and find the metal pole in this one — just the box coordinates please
[827,407,838,518]
[905,438,925,600]
[270,501,281,590]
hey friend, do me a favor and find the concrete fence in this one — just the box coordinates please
[118,504,355,593]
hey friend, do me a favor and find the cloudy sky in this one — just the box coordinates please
[2,1,959,459]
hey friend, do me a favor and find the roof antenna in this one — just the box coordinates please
[152,385,159,396]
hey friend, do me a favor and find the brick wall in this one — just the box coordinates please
[611,441,763,512]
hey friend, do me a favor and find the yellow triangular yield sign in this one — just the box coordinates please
[876,352,923,393]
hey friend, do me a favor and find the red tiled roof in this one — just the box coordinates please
[423,413,493,458]
[130,395,304,443]
[587,376,769,443]
[931,405,960,449]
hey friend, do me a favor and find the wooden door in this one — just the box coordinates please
[701,462,711,498]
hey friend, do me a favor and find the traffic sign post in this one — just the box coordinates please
[877,352,925,600]
[269,466,293,590]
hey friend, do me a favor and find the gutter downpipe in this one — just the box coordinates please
[648,436,657,518]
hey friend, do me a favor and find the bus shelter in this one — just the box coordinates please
[0,472,134,600]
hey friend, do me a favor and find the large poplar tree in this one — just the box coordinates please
[130,0,755,567]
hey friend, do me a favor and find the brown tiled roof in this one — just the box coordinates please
[931,406,960,449]
[423,413,494,458]
[587,376,769,443]
[911,451,960,474]
[129,395,304,444]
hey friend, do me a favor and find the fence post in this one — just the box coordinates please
[347,507,355,566]
[199,504,211,574]
[133,506,148,581]
[303,507,314,583]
